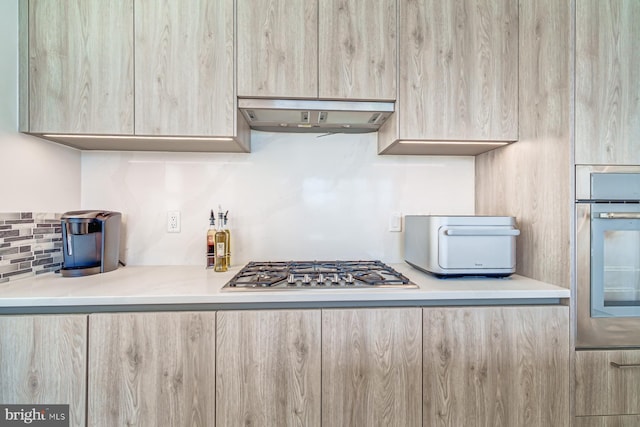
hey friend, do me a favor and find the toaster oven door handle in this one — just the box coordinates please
[444,229,521,237]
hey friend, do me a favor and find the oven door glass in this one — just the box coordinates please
[591,204,640,317]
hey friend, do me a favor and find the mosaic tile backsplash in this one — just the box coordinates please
[0,212,63,283]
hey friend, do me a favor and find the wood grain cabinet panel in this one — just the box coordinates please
[22,0,249,152]
[575,0,640,165]
[321,308,422,427]
[400,0,518,141]
[238,0,396,101]
[216,310,321,427]
[88,312,216,427]
[237,0,318,98]
[380,0,518,154]
[26,0,134,134]
[134,0,235,136]
[575,415,640,427]
[0,315,87,427]
[575,349,640,416]
[318,0,396,100]
[423,306,569,427]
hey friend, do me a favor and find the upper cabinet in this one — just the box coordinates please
[23,0,134,135]
[20,0,249,152]
[379,0,518,155]
[237,0,317,98]
[237,0,397,101]
[134,0,235,137]
[575,0,640,165]
[318,0,396,100]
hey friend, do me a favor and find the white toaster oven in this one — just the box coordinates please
[404,215,520,277]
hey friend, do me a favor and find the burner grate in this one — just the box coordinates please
[222,260,417,291]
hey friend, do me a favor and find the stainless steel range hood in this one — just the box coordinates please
[238,98,394,134]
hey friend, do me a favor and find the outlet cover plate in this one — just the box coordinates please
[167,211,180,233]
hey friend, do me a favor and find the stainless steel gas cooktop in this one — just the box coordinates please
[221,260,417,291]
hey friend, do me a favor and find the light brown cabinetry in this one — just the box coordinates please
[321,308,422,427]
[318,0,396,100]
[237,0,317,99]
[0,315,87,427]
[135,0,236,137]
[475,0,571,288]
[0,304,571,426]
[575,0,640,165]
[216,310,321,427]
[575,416,640,427]
[379,0,518,155]
[575,349,640,417]
[87,312,216,427]
[423,306,570,426]
[22,0,133,135]
[20,0,249,152]
[237,0,396,100]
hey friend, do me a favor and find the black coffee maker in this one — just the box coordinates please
[60,210,122,277]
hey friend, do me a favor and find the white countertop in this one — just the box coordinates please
[0,263,569,310]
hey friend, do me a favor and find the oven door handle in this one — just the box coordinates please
[598,212,640,220]
[444,229,521,237]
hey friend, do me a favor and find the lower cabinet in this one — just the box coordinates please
[575,349,640,420]
[87,312,216,427]
[215,308,422,427]
[423,306,570,427]
[1,305,570,427]
[216,309,322,427]
[322,308,423,427]
[0,315,87,427]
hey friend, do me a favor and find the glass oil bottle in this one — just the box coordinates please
[206,210,216,268]
[223,211,231,267]
[214,208,228,272]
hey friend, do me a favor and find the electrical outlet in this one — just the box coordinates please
[167,211,181,233]
[389,212,402,232]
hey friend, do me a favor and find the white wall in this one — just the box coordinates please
[0,0,81,213]
[82,132,475,265]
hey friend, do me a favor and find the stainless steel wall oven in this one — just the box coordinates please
[576,166,640,348]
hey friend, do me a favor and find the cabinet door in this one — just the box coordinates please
[88,312,215,427]
[318,0,396,100]
[575,0,640,165]
[423,306,569,426]
[27,0,133,134]
[400,0,518,141]
[237,0,318,98]
[216,310,321,427]
[575,349,640,416]
[322,308,422,427]
[135,0,235,136]
[0,315,87,427]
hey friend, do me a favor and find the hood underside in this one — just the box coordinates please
[238,98,394,134]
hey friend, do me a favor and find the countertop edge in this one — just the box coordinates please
[0,264,571,313]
